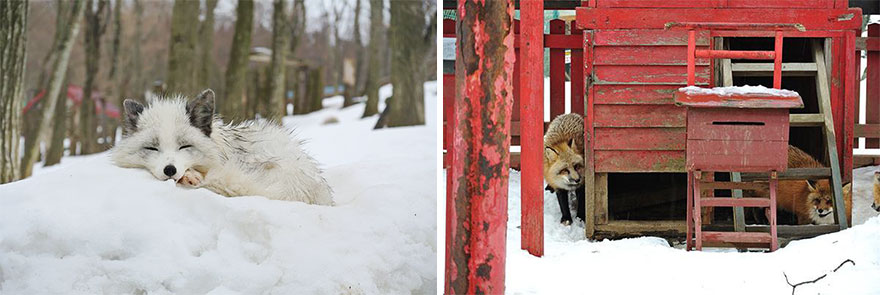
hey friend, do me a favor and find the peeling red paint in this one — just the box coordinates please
[446,1,514,294]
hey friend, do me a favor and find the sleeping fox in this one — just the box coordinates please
[761,146,852,225]
[543,113,586,225]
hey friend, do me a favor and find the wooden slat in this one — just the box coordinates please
[789,113,825,126]
[593,46,710,65]
[813,39,848,230]
[594,127,685,150]
[687,140,789,173]
[730,62,818,77]
[699,181,768,191]
[741,167,831,180]
[595,0,725,8]
[594,65,710,84]
[726,0,835,8]
[595,150,685,172]
[593,30,710,46]
[593,85,678,105]
[595,173,608,224]
[701,231,771,244]
[743,224,839,239]
[549,20,566,120]
[700,197,771,207]
[576,8,862,31]
[594,104,686,127]
[687,109,789,141]
[855,124,880,138]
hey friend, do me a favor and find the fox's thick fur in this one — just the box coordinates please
[111,89,333,205]
[873,171,880,212]
[760,146,851,225]
[543,113,586,225]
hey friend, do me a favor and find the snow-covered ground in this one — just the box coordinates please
[499,166,880,294]
[0,82,438,294]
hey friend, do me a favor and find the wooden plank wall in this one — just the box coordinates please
[591,30,710,172]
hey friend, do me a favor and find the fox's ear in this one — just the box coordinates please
[569,138,577,149]
[122,99,144,136]
[187,89,215,136]
[806,180,818,192]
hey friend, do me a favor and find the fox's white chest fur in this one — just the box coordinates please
[111,89,333,205]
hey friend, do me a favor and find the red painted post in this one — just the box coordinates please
[687,30,696,86]
[866,24,878,149]
[571,20,585,116]
[549,19,565,120]
[520,0,544,257]
[773,31,783,89]
[445,1,515,293]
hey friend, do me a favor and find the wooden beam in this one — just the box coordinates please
[741,168,831,181]
[595,173,608,224]
[789,113,824,127]
[519,0,544,257]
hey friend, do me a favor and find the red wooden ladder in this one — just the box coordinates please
[671,22,806,251]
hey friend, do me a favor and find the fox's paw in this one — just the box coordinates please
[177,169,203,188]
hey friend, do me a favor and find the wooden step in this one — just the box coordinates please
[700,197,771,208]
[701,231,772,244]
[699,181,768,191]
[731,62,818,77]
[741,167,831,181]
[790,113,825,127]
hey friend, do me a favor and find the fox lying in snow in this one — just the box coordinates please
[111,89,333,205]
[755,145,851,225]
[543,113,586,225]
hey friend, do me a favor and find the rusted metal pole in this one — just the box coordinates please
[445,1,515,294]
[520,0,544,257]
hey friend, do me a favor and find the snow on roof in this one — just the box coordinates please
[679,85,800,97]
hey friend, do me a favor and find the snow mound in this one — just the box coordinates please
[679,85,800,97]
[0,82,438,294]
[498,167,880,294]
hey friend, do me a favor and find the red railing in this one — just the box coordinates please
[855,23,880,165]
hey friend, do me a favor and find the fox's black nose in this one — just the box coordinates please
[163,165,177,177]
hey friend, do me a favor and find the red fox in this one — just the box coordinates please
[762,146,852,225]
[543,113,585,225]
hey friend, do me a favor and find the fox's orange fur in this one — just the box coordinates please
[767,146,852,225]
[543,114,585,191]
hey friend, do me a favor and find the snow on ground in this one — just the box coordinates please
[0,82,437,294]
[498,167,880,294]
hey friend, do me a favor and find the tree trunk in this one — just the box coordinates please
[79,0,108,155]
[20,0,84,177]
[385,0,428,127]
[166,0,199,95]
[267,0,289,123]
[222,0,254,123]
[295,67,323,115]
[44,74,68,166]
[197,0,217,89]
[0,0,28,183]
[361,0,382,117]
[131,0,144,98]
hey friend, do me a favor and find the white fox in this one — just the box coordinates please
[111,89,333,205]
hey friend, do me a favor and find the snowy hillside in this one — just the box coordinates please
[501,167,880,294]
[0,82,438,294]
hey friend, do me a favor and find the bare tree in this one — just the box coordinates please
[197,0,218,89]
[383,1,432,127]
[20,0,85,176]
[79,0,109,155]
[267,0,290,122]
[166,0,199,94]
[0,0,28,183]
[131,0,144,98]
[44,73,69,166]
[361,0,382,117]
[222,0,254,123]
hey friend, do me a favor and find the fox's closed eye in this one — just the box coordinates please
[179,145,193,150]
[143,147,158,151]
